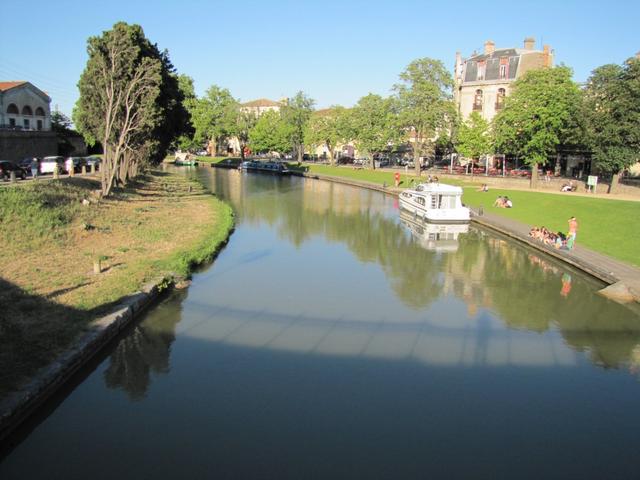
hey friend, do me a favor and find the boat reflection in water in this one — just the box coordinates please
[399,210,469,252]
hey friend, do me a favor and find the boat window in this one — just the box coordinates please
[417,197,425,206]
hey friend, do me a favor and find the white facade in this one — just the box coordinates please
[454,38,553,122]
[0,81,52,131]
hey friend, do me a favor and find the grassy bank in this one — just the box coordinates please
[295,163,639,266]
[0,171,233,398]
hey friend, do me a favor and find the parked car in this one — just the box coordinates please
[18,157,40,175]
[0,160,27,180]
[65,156,87,173]
[337,156,354,165]
[84,156,101,170]
[40,156,66,174]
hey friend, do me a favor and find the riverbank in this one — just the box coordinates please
[0,171,234,404]
[291,167,640,302]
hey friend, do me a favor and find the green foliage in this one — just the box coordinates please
[228,107,258,159]
[304,106,349,164]
[456,111,491,160]
[189,85,238,150]
[281,91,315,161]
[493,66,582,167]
[248,110,292,154]
[349,94,399,164]
[394,58,455,174]
[584,57,640,176]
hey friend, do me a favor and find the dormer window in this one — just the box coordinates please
[477,61,486,81]
[499,57,509,79]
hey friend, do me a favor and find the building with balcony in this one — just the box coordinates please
[454,37,553,122]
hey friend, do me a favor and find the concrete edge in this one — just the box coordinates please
[299,171,633,293]
[0,202,236,444]
[0,278,168,443]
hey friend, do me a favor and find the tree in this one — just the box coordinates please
[349,94,398,170]
[281,91,314,162]
[493,66,582,187]
[304,106,348,165]
[584,57,640,193]
[75,22,163,196]
[189,85,237,154]
[228,107,258,159]
[248,110,292,154]
[394,58,455,176]
[455,111,491,171]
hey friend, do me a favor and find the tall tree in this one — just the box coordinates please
[228,106,258,160]
[493,66,582,187]
[281,91,314,163]
[349,94,398,170]
[190,85,237,154]
[75,22,163,197]
[584,57,640,193]
[248,110,292,154]
[394,58,455,176]
[455,111,491,168]
[304,106,349,165]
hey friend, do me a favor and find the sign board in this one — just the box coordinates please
[587,175,598,186]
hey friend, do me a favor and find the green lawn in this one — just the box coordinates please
[294,163,639,266]
[463,188,639,266]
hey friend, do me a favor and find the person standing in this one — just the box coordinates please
[567,216,578,250]
[30,157,39,179]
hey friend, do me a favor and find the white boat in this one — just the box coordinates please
[398,182,470,223]
[399,210,469,252]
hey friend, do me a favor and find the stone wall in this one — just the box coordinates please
[0,130,58,161]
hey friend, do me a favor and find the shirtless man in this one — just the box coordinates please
[567,216,578,250]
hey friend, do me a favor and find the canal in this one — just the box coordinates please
[2,168,640,479]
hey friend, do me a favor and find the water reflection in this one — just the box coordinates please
[399,210,469,252]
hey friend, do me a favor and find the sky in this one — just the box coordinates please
[2,0,638,118]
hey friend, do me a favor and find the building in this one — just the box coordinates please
[454,37,553,122]
[240,98,284,116]
[0,81,52,131]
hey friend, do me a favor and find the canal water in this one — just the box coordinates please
[2,168,640,479]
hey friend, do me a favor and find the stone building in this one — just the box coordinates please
[0,81,52,131]
[240,98,284,116]
[454,37,553,122]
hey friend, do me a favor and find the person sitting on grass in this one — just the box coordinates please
[478,183,489,192]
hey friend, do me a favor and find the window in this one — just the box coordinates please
[24,118,30,129]
[477,61,486,81]
[499,57,509,79]
[35,107,45,116]
[7,103,19,114]
[496,88,506,110]
[473,89,483,111]
[22,105,33,116]
[37,119,43,130]
[9,118,16,127]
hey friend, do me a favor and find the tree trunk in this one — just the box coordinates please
[329,147,335,166]
[240,143,245,160]
[608,171,622,194]
[296,143,303,164]
[414,144,421,177]
[529,162,539,189]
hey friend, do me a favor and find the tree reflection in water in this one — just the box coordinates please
[104,169,640,399]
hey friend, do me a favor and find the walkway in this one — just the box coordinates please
[471,208,640,303]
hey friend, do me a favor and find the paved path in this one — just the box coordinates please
[470,208,640,302]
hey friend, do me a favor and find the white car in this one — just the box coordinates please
[40,156,65,174]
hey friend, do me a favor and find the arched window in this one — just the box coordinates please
[7,104,19,114]
[473,89,483,111]
[496,88,506,110]
[35,107,45,116]
[22,105,33,116]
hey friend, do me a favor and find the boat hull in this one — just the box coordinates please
[398,196,470,223]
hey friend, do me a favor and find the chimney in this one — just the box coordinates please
[484,40,495,55]
[543,44,552,67]
[524,37,535,50]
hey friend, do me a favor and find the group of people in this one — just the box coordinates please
[561,181,577,192]
[528,216,578,250]
[493,195,513,208]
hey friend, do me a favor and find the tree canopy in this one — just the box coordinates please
[455,111,491,162]
[281,91,315,162]
[394,58,455,175]
[583,57,640,192]
[492,66,582,185]
[248,110,292,154]
[304,106,349,165]
[349,94,399,169]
